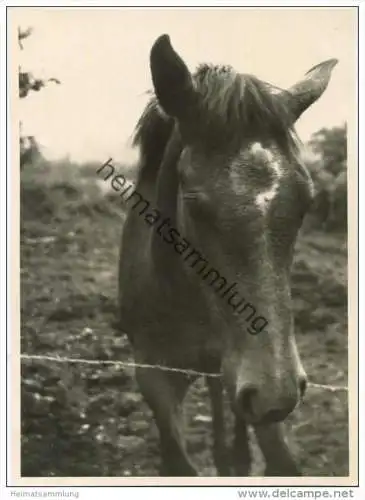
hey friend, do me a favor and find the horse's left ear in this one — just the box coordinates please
[150,34,196,120]
[285,59,338,121]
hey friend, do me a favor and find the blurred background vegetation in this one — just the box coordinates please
[19,28,349,477]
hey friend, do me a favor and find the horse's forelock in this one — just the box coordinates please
[192,64,301,157]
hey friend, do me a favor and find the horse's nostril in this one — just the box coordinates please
[299,377,308,400]
[236,385,258,419]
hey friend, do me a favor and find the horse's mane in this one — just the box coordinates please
[133,97,174,184]
[133,64,300,184]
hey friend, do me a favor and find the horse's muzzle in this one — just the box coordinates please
[234,375,307,424]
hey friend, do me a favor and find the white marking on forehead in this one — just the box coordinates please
[229,142,284,213]
[250,142,284,213]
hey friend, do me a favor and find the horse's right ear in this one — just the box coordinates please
[284,59,338,121]
[150,34,195,120]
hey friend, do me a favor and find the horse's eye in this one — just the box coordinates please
[182,190,209,204]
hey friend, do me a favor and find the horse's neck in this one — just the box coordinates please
[148,130,183,276]
[132,133,208,310]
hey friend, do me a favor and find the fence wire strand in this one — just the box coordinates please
[19,353,348,392]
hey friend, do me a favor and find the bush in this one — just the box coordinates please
[304,125,347,233]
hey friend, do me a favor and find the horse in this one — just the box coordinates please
[116,34,337,476]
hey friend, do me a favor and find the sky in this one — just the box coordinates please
[14,8,356,163]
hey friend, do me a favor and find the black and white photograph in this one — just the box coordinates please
[4,5,360,489]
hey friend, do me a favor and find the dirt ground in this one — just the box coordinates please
[20,168,349,478]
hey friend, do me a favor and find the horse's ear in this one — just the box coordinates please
[150,34,195,119]
[285,59,338,121]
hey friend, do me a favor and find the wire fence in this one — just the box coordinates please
[20,353,348,393]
